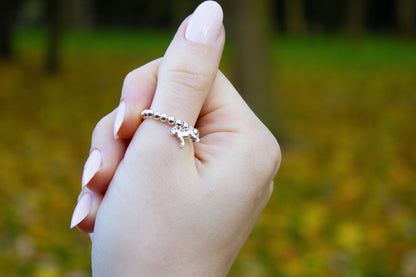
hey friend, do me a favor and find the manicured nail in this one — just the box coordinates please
[185,1,223,44]
[70,192,93,228]
[82,149,101,188]
[114,100,126,138]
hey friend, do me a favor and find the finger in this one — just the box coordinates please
[83,110,127,193]
[113,58,162,139]
[198,70,254,136]
[70,188,103,233]
[197,71,281,181]
[149,1,224,127]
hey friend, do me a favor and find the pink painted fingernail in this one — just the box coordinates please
[70,192,93,228]
[185,1,223,44]
[82,149,101,188]
[114,100,126,138]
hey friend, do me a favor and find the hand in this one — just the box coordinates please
[70,1,281,276]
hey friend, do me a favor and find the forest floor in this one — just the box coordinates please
[0,29,415,276]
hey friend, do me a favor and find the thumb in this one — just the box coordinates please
[148,1,224,129]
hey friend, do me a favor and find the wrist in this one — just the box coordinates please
[92,248,232,277]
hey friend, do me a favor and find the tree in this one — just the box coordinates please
[284,0,307,36]
[44,0,63,73]
[228,0,276,129]
[345,0,367,38]
[71,0,94,31]
[0,1,23,59]
[397,0,415,38]
[171,0,197,27]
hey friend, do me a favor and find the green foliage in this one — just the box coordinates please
[1,30,415,276]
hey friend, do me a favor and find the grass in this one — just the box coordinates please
[1,28,415,276]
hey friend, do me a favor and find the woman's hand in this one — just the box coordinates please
[70,1,281,275]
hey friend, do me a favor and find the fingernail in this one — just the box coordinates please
[185,1,223,44]
[70,192,93,229]
[114,100,126,138]
[82,149,101,188]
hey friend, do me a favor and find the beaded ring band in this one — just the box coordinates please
[141,109,200,148]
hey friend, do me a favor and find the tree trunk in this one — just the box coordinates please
[71,0,94,31]
[398,0,415,38]
[0,14,12,59]
[345,0,367,38]
[44,0,63,73]
[284,0,307,36]
[0,1,22,59]
[170,0,196,28]
[230,0,275,129]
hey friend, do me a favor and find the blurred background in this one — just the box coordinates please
[0,0,415,276]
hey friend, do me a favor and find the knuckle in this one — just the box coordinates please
[167,66,211,94]
[91,113,112,139]
[123,62,158,88]
[249,126,281,183]
[269,136,282,175]
[123,70,136,86]
[261,129,281,176]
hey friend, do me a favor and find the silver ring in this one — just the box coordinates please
[141,109,200,148]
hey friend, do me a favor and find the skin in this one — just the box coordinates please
[73,5,281,276]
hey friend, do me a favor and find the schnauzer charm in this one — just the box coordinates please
[171,125,200,147]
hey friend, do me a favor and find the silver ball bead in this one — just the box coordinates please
[141,110,147,118]
[147,110,154,118]
[193,128,199,136]
[182,122,189,129]
[167,116,175,125]
[160,114,168,122]
[154,112,161,120]
[175,120,183,127]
